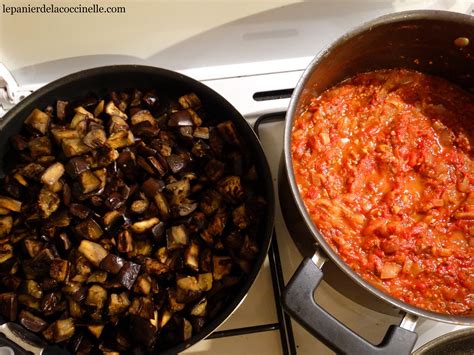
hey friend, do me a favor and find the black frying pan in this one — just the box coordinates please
[0,65,275,354]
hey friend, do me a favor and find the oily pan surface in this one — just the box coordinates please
[291,69,474,316]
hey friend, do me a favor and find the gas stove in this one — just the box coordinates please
[0,1,472,354]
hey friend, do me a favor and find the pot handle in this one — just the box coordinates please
[283,252,418,355]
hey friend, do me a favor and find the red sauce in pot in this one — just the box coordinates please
[291,69,474,315]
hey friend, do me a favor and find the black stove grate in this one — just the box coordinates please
[203,113,297,355]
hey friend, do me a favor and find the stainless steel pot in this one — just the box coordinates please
[279,10,474,355]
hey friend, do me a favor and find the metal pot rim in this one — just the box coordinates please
[283,10,474,325]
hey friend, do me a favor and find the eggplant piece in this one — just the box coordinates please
[166,225,189,250]
[143,91,159,107]
[193,127,209,140]
[56,100,68,120]
[186,109,202,127]
[0,292,17,321]
[83,128,107,148]
[197,273,213,291]
[190,316,206,334]
[179,126,194,144]
[87,271,108,284]
[141,178,165,198]
[128,297,154,319]
[217,121,241,146]
[75,218,103,240]
[199,190,222,216]
[105,101,127,119]
[168,289,185,312]
[0,243,13,264]
[0,196,22,212]
[129,315,157,350]
[51,128,81,144]
[108,292,130,315]
[144,258,168,277]
[69,203,91,219]
[132,120,161,138]
[100,254,125,274]
[117,230,134,254]
[38,188,61,219]
[40,292,62,315]
[108,115,129,134]
[200,248,212,273]
[133,274,152,295]
[2,276,21,292]
[50,259,71,282]
[87,324,104,339]
[184,242,199,272]
[85,285,107,309]
[209,127,224,156]
[217,176,244,202]
[239,234,259,260]
[58,232,72,252]
[130,199,149,214]
[104,191,126,210]
[178,93,201,110]
[166,179,190,205]
[168,110,193,127]
[40,162,65,187]
[151,221,166,241]
[147,156,167,176]
[131,110,155,126]
[43,318,75,343]
[93,146,119,167]
[25,108,50,135]
[200,210,227,246]
[183,318,193,341]
[18,294,40,311]
[232,204,248,230]
[23,238,43,258]
[19,310,48,333]
[213,256,233,281]
[10,135,28,151]
[102,210,126,234]
[78,240,108,267]
[117,262,141,290]
[62,138,90,158]
[29,136,52,158]
[62,282,87,303]
[160,309,172,329]
[190,298,207,317]
[154,192,170,220]
[0,216,13,238]
[107,130,134,149]
[133,240,153,257]
[176,276,200,292]
[94,99,105,116]
[225,231,244,250]
[78,171,102,194]
[65,157,89,179]
[166,154,187,174]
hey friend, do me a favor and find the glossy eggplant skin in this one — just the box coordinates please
[0,65,274,355]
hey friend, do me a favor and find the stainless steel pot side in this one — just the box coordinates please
[280,10,474,355]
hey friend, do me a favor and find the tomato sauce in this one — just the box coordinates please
[291,69,474,315]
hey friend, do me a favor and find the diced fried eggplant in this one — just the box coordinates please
[100,254,125,274]
[75,218,103,240]
[40,292,62,315]
[184,242,199,272]
[62,138,90,158]
[168,110,193,127]
[50,259,71,282]
[0,243,13,264]
[197,273,213,292]
[129,314,157,350]
[38,188,60,218]
[11,134,28,151]
[79,171,102,194]
[107,130,134,149]
[0,196,22,212]
[43,318,75,343]
[166,154,187,174]
[141,178,165,198]
[166,225,189,250]
[86,285,107,309]
[186,108,202,127]
[19,310,48,332]
[134,240,153,257]
[87,324,104,339]
[25,108,50,134]
[217,121,240,146]
[190,298,207,317]
[117,230,134,254]
[177,276,200,292]
[51,128,81,144]
[78,240,109,267]
[41,162,65,186]
[133,274,152,295]
[65,157,89,178]
[154,192,170,220]
[0,292,17,321]
[232,204,248,230]
[144,258,168,276]
[62,282,87,303]
[102,210,126,234]
[200,210,227,246]
[108,292,130,315]
[18,294,40,311]
[93,146,119,167]
[179,93,201,110]
[209,127,224,155]
[147,156,167,176]
[168,289,185,312]
[240,235,259,260]
[69,203,91,219]
[200,248,212,273]
[183,318,193,341]
[108,115,129,134]
[217,176,244,202]
[56,100,68,120]
[29,136,52,158]
[151,221,166,241]
[166,179,190,205]
[87,271,108,284]
[83,128,107,148]
[117,262,141,290]
[105,101,127,119]
[131,110,155,126]
[193,127,209,140]
[130,199,149,214]
[199,190,222,216]
[213,256,232,281]
[94,99,105,116]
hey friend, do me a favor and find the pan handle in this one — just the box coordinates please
[282,251,418,355]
